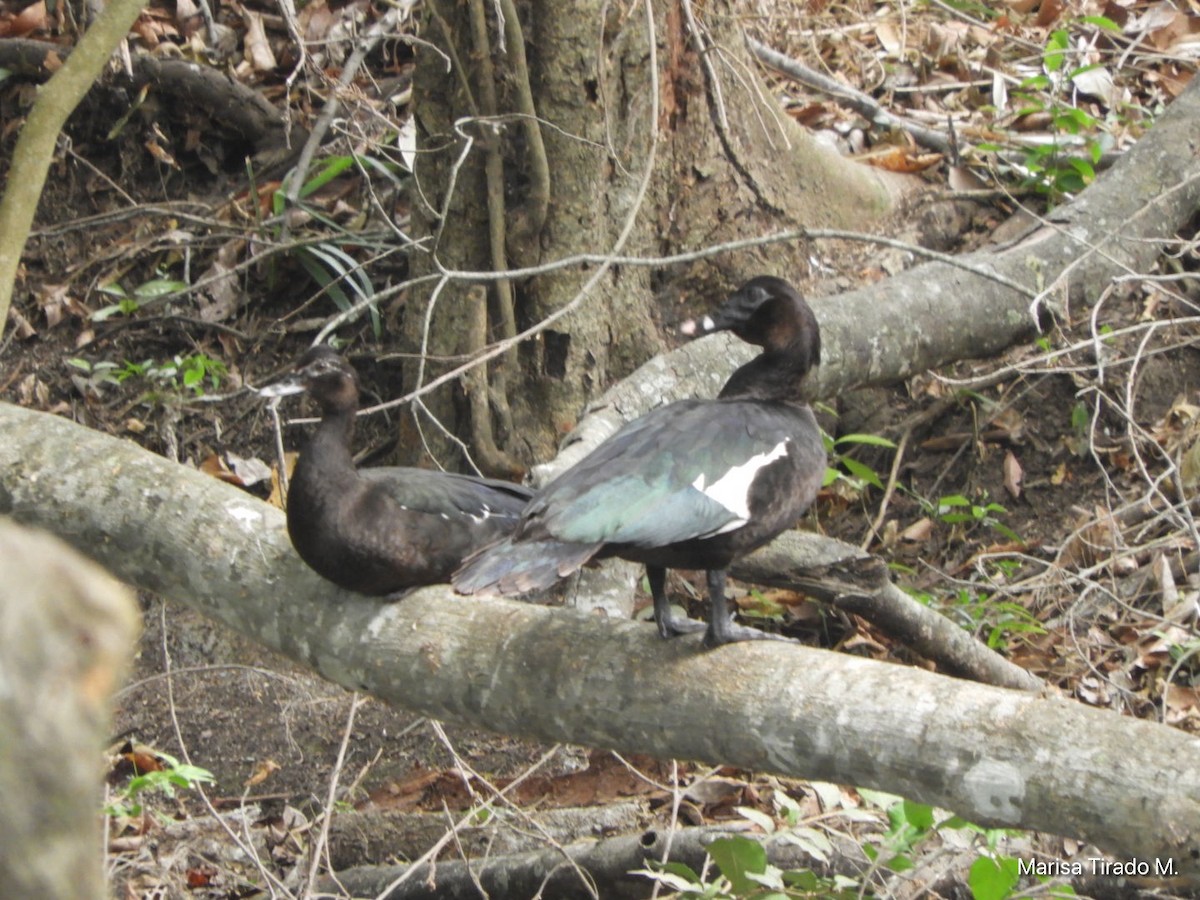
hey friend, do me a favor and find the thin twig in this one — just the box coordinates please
[281,6,411,225]
[158,603,293,898]
[302,692,364,895]
[747,37,956,155]
[861,428,910,552]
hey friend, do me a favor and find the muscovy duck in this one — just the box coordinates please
[261,347,534,594]
[453,276,825,647]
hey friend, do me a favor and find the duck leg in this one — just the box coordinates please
[703,568,795,648]
[648,565,706,639]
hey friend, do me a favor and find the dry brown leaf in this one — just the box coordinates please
[1035,0,1064,28]
[36,282,87,329]
[7,306,36,339]
[1153,552,1178,613]
[899,517,934,542]
[16,373,48,407]
[144,136,180,169]
[949,164,988,191]
[875,21,902,55]
[1003,450,1023,499]
[1146,6,1197,51]
[1145,66,1194,98]
[1058,505,1120,569]
[131,13,166,47]
[684,776,746,807]
[1076,675,1111,706]
[266,453,299,509]
[227,452,272,488]
[196,239,244,322]
[244,759,281,788]
[199,453,240,485]
[924,21,970,59]
[1,0,46,37]
[1071,65,1120,108]
[242,8,277,72]
[301,0,334,42]
[1164,684,1200,730]
[859,146,942,173]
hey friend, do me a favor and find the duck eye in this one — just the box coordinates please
[748,286,771,307]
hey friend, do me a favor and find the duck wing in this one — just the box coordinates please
[359,468,533,521]
[527,399,814,548]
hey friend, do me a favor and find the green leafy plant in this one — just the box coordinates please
[1023,22,1116,194]
[271,156,384,337]
[636,833,860,899]
[860,792,935,872]
[980,18,1121,202]
[122,353,227,396]
[66,357,122,391]
[932,493,1021,543]
[92,276,188,321]
[69,353,227,398]
[106,751,214,820]
[823,432,898,492]
[738,588,787,625]
[945,588,1046,651]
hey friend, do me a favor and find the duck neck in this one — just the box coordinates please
[300,404,359,488]
[718,346,811,404]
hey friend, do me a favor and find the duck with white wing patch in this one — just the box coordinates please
[454,276,826,648]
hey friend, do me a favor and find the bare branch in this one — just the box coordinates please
[2,401,1198,874]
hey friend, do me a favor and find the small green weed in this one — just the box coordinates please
[106,751,214,820]
[980,18,1123,202]
[931,493,1021,543]
[823,432,897,492]
[271,155,385,337]
[92,277,189,321]
[945,588,1045,651]
[636,832,860,898]
[634,794,1064,900]
[67,353,227,398]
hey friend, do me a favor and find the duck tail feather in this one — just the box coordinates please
[453,539,601,596]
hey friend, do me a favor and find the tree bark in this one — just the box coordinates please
[0,0,149,340]
[0,519,139,900]
[534,73,1200,481]
[404,0,911,470]
[1,401,1198,878]
[320,824,868,900]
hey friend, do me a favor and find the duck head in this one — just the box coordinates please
[260,346,360,415]
[682,276,821,402]
[682,276,820,367]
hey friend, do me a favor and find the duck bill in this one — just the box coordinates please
[679,309,736,338]
[258,375,308,399]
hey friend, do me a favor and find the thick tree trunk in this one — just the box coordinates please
[405,0,910,470]
[537,73,1200,479]
[1,401,1198,877]
[0,519,139,900]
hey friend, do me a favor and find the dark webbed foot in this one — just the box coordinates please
[702,615,797,648]
[647,565,706,639]
[658,614,708,639]
[701,569,796,649]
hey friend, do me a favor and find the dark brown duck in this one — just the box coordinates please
[454,276,826,647]
[263,347,533,594]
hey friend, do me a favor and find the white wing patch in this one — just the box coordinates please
[691,439,789,532]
